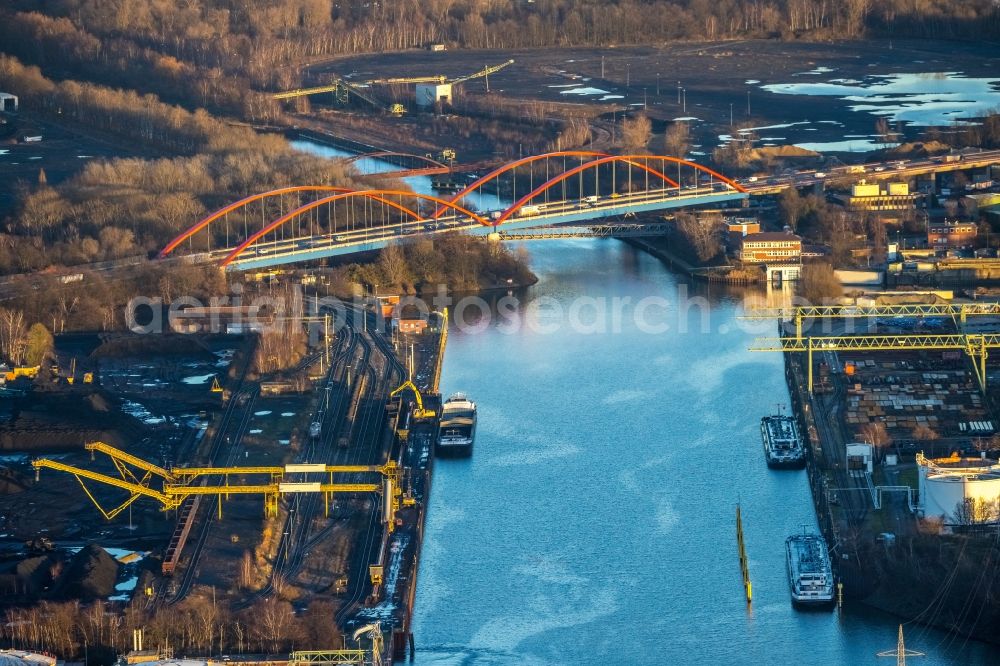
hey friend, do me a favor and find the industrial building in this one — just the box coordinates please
[917,453,1000,525]
[0,92,17,113]
[739,231,801,264]
[415,83,452,107]
[927,219,977,248]
[726,218,761,246]
[739,231,802,282]
[0,652,56,666]
[846,442,874,474]
[962,192,1000,220]
[836,181,919,211]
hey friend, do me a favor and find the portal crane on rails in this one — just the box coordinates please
[749,333,1000,393]
[741,302,1000,341]
[32,442,403,519]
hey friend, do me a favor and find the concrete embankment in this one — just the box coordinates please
[390,318,448,660]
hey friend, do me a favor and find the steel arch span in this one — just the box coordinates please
[161,186,358,258]
[432,150,621,218]
[221,190,488,267]
[495,154,744,224]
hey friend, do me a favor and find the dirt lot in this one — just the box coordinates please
[0,113,155,214]
[304,38,1000,161]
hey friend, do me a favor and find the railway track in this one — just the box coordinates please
[166,386,259,605]
[234,313,369,607]
[147,338,259,609]
[154,304,405,615]
[334,307,405,626]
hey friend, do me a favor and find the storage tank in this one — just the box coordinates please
[917,453,1000,525]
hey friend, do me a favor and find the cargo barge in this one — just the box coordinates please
[786,530,835,608]
[437,393,476,457]
[761,411,805,469]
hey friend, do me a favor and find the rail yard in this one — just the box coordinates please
[0,299,447,662]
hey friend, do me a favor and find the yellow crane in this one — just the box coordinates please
[32,442,403,520]
[749,333,1000,393]
[741,302,1000,341]
[274,59,515,103]
[389,379,435,420]
[450,59,515,88]
[366,59,514,87]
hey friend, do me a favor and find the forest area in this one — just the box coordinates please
[1,1,998,124]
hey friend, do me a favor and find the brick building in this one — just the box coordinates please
[739,231,802,264]
[927,220,977,248]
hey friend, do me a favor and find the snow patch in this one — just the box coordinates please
[559,87,611,96]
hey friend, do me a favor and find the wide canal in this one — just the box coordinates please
[412,239,999,665]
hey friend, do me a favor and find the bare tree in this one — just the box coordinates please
[860,421,892,462]
[0,307,27,364]
[798,263,844,305]
[663,121,691,158]
[620,113,652,152]
[254,598,296,653]
[673,213,722,262]
[377,242,409,287]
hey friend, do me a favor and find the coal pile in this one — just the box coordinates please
[57,544,119,601]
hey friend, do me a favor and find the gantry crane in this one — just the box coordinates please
[743,302,1000,393]
[273,59,515,107]
[741,302,1000,341]
[749,333,1000,393]
[32,442,403,521]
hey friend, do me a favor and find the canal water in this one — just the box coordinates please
[412,240,1000,665]
[288,137,1000,664]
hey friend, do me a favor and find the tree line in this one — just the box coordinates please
[348,235,536,294]
[2,2,998,125]
[2,596,344,661]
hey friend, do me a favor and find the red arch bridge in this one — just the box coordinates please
[159,152,748,271]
